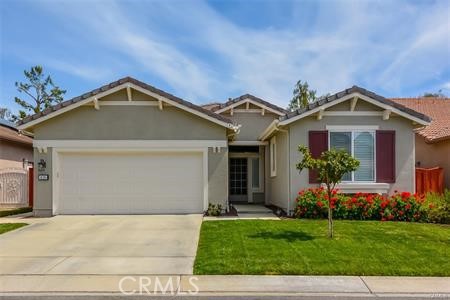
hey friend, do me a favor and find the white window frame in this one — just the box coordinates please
[249,156,264,193]
[270,136,277,177]
[328,128,377,183]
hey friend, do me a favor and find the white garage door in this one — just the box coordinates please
[57,151,204,214]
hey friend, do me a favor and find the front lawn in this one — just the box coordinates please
[0,223,27,234]
[194,220,450,276]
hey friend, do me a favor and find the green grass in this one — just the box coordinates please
[0,207,32,217]
[0,223,27,234]
[194,219,450,276]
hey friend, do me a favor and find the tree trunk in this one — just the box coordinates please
[327,190,333,238]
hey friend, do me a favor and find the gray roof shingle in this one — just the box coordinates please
[217,94,287,114]
[280,85,431,123]
[18,77,235,126]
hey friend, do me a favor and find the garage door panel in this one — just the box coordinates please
[58,152,203,214]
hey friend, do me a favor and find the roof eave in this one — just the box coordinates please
[278,90,431,127]
[215,94,287,116]
[258,119,280,141]
[17,78,236,131]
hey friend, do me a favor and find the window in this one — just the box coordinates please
[229,158,248,195]
[329,131,375,182]
[251,158,260,188]
[270,136,276,177]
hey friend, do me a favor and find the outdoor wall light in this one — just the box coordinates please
[38,159,46,170]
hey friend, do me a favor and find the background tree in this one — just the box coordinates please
[0,107,12,121]
[288,80,317,111]
[296,146,359,238]
[422,89,447,98]
[13,66,66,121]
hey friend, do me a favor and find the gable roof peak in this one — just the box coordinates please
[215,93,287,115]
[18,77,237,130]
[279,85,431,124]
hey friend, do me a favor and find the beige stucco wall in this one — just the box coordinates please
[267,130,290,212]
[34,147,53,217]
[415,136,450,189]
[284,116,416,213]
[223,112,278,140]
[31,99,229,216]
[327,100,383,111]
[0,141,33,169]
[208,147,228,208]
[33,105,226,140]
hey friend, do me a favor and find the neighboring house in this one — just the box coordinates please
[17,77,430,216]
[391,98,450,189]
[0,119,33,169]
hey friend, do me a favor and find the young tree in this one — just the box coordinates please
[288,80,317,111]
[13,66,66,121]
[296,146,359,238]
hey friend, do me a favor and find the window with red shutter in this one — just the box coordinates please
[308,131,328,183]
[376,130,396,183]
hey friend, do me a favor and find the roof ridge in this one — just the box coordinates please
[18,77,235,127]
[219,93,288,113]
[280,85,431,123]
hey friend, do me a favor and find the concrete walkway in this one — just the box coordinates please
[0,275,449,298]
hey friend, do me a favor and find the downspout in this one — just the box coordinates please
[287,127,292,216]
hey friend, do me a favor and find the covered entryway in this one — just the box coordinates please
[229,145,265,204]
[56,151,204,214]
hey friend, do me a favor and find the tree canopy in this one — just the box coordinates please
[288,80,317,111]
[13,66,66,121]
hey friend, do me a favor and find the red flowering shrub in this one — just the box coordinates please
[340,193,382,220]
[295,187,328,218]
[295,188,428,222]
[379,191,426,222]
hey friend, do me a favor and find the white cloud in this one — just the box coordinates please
[35,0,219,101]
[377,3,450,93]
[32,0,450,105]
[45,60,112,81]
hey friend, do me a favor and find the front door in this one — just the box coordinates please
[229,158,248,202]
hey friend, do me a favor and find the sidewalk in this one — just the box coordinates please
[1,275,449,299]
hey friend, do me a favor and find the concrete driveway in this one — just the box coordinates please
[0,215,202,275]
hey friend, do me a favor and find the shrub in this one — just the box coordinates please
[0,207,32,218]
[340,193,381,220]
[424,190,450,224]
[294,187,327,219]
[205,204,222,216]
[382,192,427,222]
[295,188,429,222]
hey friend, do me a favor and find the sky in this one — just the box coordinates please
[1,0,449,113]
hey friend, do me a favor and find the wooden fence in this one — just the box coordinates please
[416,167,444,195]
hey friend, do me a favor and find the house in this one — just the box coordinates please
[391,97,450,189]
[17,77,430,216]
[0,119,33,169]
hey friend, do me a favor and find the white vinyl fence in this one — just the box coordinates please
[0,168,29,207]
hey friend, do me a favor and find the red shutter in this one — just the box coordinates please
[308,131,328,183]
[376,130,396,183]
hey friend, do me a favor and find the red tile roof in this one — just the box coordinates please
[391,97,450,143]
